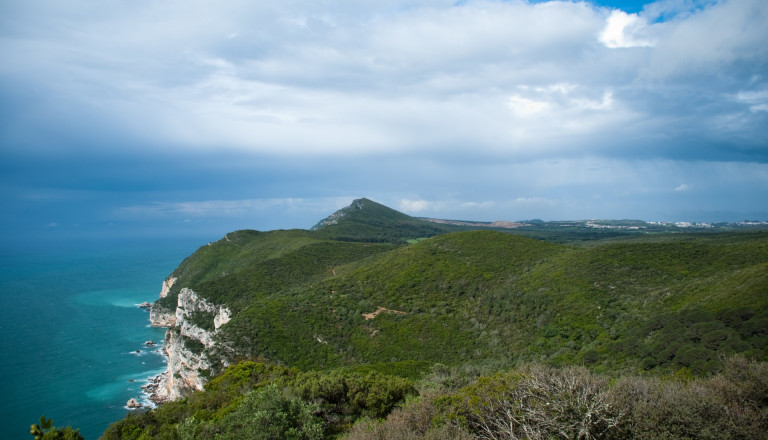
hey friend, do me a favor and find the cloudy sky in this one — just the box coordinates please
[1,0,767,245]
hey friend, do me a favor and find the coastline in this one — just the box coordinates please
[137,303,172,407]
[141,372,170,406]
[135,282,232,407]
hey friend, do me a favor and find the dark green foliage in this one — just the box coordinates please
[102,363,415,440]
[100,411,164,440]
[157,229,323,309]
[30,417,84,440]
[618,306,768,373]
[101,362,300,440]
[194,240,397,310]
[341,360,431,380]
[181,336,205,356]
[188,384,324,440]
[290,370,416,419]
[185,310,216,331]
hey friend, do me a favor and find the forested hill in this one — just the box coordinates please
[99,199,768,439]
[157,199,767,375]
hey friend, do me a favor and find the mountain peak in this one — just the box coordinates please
[311,198,402,230]
[310,198,454,242]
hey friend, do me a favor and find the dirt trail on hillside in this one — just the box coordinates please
[362,306,407,320]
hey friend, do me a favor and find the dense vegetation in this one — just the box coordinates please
[102,356,768,439]
[196,227,767,376]
[96,199,767,439]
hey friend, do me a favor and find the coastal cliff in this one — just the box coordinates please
[147,278,231,403]
[148,277,178,327]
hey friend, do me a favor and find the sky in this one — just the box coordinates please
[1,0,767,246]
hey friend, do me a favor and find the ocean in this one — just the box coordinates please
[0,238,203,439]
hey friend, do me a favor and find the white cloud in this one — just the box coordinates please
[398,198,496,216]
[399,199,433,213]
[599,10,655,48]
[508,95,550,116]
[572,91,614,111]
[675,183,692,191]
[735,89,768,112]
[533,83,578,94]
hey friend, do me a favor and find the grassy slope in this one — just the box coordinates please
[156,229,322,309]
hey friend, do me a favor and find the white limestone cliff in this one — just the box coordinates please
[149,276,179,327]
[159,276,177,298]
[147,284,231,403]
[149,304,176,327]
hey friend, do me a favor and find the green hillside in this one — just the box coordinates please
[155,229,322,310]
[156,200,767,375]
[202,229,767,375]
[98,199,768,439]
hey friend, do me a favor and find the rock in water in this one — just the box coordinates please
[126,398,142,408]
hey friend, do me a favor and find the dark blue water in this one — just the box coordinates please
[0,238,202,439]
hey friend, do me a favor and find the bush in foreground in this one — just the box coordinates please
[99,356,768,439]
[345,356,768,440]
[30,416,84,440]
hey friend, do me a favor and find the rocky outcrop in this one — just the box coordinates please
[126,398,142,408]
[149,277,179,327]
[149,304,176,327]
[159,276,178,298]
[148,281,232,403]
[175,287,232,334]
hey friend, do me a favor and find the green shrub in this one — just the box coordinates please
[181,336,205,356]
[214,384,323,440]
[186,310,216,331]
[290,370,417,419]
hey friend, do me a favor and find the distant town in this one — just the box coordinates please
[584,220,768,230]
[422,217,768,233]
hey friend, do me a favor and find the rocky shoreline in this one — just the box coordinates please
[142,373,170,405]
[135,276,233,406]
[136,298,173,406]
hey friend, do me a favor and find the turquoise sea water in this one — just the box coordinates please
[0,239,202,439]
